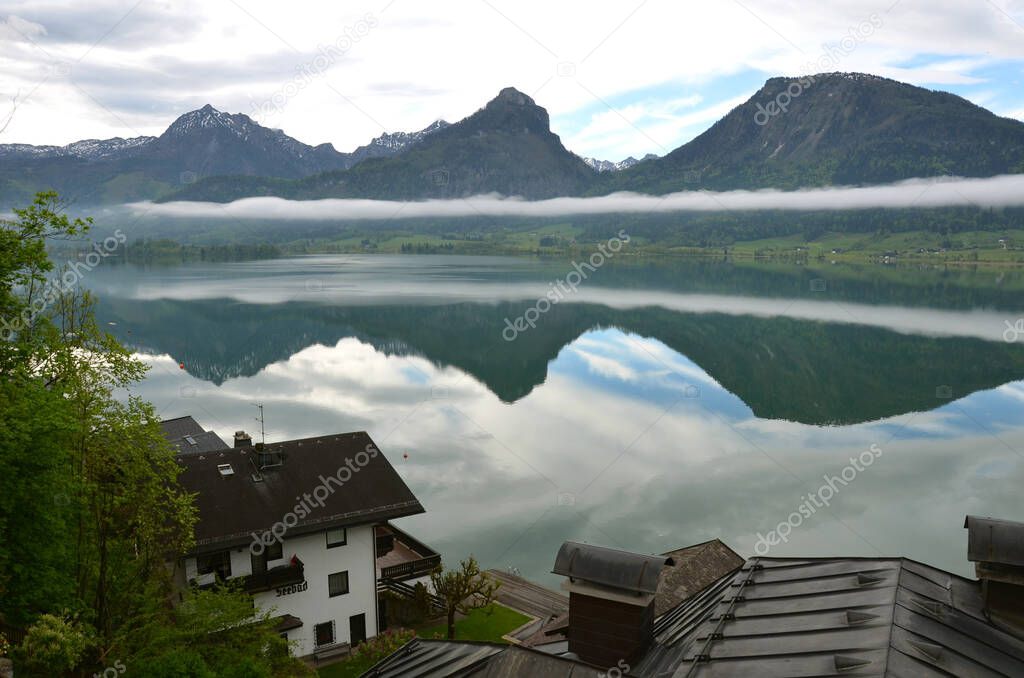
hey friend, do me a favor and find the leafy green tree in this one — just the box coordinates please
[0,193,307,677]
[430,556,499,640]
[126,586,310,677]
[16,613,93,676]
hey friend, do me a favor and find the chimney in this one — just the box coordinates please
[234,431,252,448]
[552,541,674,669]
[965,515,1024,632]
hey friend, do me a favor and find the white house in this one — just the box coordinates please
[162,417,440,661]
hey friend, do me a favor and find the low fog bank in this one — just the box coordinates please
[129,174,1024,221]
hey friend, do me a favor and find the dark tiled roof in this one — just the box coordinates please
[273,614,303,632]
[169,430,230,456]
[655,539,744,616]
[552,541,673,595]
[635,557,1024,677]
[160,415,206,441]
[361,639,504,677]
[176,431,424,554]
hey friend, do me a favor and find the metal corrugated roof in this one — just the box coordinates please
[360,639,504,677]
[965,515,1024,567]
[552,541,673,595]
[633,557,1024,677]
[472,646,610,677]
[363,556,1024,677]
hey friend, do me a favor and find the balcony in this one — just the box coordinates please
[192,557,305,595]
[376,523,441,582]
[242,557,305,594]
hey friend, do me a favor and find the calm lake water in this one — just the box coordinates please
[86,254,1024,585]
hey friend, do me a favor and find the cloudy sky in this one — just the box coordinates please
[1,0,1023,161]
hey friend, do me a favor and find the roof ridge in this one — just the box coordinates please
[264,430,371,448]
[662,538,718,555]
[880,559,907,677]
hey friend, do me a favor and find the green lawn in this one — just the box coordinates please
[316,605,529,677]
[414,603,530,643]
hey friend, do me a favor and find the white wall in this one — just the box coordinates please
[261,525,378,657]
[184,524,378,657]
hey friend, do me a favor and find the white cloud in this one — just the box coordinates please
[0,14,47,40]
[0,0,1022,158]
[564,94,748,159]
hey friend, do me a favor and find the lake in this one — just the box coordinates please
[86,254,1024,586]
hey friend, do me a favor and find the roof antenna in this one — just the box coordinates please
[253,403,265,445]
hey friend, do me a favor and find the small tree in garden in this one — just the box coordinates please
[17,612,93,676]
[430,556,499,640]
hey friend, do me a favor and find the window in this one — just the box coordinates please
[196,551,231,579]
[265,541,283,561]
[249,541,282,575]
[314,621,335,648]
[328,571,349,597]
[326,527,347,548]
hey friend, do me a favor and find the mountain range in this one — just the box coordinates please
[580,154,657,172]
[3,72,1024,207]
[0,106,449,206]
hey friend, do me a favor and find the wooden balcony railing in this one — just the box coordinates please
[380,553,441,581]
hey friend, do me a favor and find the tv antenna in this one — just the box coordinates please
[253,403,265,445]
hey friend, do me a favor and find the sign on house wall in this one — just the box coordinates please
[276,580,308,597]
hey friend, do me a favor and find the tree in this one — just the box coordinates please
[0,192,307,677]
[125,586,311,677]
[15,613,93,676]
[429,556,499,640]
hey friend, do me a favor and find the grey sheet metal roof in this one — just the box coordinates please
[471,645,609,677]
[360,639,504,677]
[366,555,1024,677]
[965,515,1024,567]
[552,541,674,595]
[362,640,617,678]
[634,557,1024,677]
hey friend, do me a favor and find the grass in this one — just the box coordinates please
[275,224,1024,268]
[315,605,529,677]
[413,603,530,643]
[727,229,1024,264]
